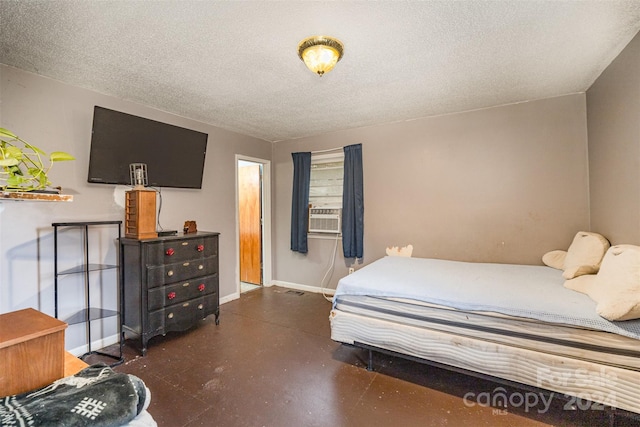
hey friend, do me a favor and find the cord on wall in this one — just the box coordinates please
[153,186,165,231]
[320,234,340,302]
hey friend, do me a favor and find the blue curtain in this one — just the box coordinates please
[290,152,311,253]
[342,144,364,258]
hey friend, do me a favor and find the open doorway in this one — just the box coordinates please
[236,156,271,295]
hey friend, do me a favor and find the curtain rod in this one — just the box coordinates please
[311,146,343,154]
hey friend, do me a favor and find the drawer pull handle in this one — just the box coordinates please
[183,262,190,267]
[198,265,204,270]
[198,304,203,310]
[168,313,174,319]
[166,248,175,256]
[198,284,205,292]
[182,242,189,246]
[168,292,176,300]
[197,244,204,252]
[183,282,190,287]
[183,302,190,307]
[167,270,174,277]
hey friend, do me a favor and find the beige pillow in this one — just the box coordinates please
[542,250,566,270]
[563,273,600,298]
[562,231,610,279]
[565,245,640,321]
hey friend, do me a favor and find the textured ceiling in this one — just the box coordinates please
[1,1,640,142]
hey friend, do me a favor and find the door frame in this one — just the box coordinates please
[235,155,272,295]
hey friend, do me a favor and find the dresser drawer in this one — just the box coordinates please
[148,293,218,334]
[145,236,218,265]
[147,273,218,311]
[146,255,218,287]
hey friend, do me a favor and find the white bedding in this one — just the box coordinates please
[333,256,640,340]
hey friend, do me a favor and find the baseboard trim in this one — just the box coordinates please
[270,280,335,296]
[220,292,240,305]
[68,334,120,357]
[220,282,334,304]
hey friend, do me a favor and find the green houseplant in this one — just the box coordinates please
[0,127,75,192]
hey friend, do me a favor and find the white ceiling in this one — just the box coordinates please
[1,1,640,142]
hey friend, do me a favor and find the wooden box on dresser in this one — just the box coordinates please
[120,231,220,355]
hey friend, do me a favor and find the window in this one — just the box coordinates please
[309,152,344,209]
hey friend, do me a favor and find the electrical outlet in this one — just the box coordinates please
[348,267,355,274]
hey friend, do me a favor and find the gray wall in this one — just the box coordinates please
[273,94,590,290]
[0,65,272,350]
[587,31,640,245]
[3,28,638,348]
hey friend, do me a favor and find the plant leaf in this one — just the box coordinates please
[0,128,19,140]
[23,143,46,155]
[0,158,20,166]
[50,151,75,162]
[6,175,24,186]
[8,165,22,175]
[4,146,23,159]
[27,167,43,177]
[38,174,50,188]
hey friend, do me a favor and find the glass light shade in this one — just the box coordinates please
[298,36,344,76]
[301,45,340,75]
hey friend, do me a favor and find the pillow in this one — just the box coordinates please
[542,250,566,270]
[563,272,600,298]
[565,245,640,321]
[561,231,610,279]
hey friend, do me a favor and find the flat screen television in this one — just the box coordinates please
[87,106,208,189]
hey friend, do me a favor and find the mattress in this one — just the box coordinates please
[330,256,640,414]
[333,295,640,369]
[333,256,640,340]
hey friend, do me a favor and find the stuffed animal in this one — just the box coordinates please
[386,244,413,257]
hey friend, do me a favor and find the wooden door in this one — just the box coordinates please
[239,164,262,285]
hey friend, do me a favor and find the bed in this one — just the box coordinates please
[330,254,640,416]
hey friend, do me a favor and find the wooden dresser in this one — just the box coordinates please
[121,232,220,355]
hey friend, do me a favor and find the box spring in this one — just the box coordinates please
[331,295,640,414]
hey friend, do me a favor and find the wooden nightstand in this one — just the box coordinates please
[0,308,67,396]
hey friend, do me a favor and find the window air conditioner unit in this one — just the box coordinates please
[308,207,342,234]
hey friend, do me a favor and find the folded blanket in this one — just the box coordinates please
[0,363,147,427]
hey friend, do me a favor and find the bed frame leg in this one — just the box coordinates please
[367,349,374,372]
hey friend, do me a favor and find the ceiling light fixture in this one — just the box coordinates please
[298,36,344,76]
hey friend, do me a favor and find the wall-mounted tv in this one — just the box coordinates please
[87,106,208,189]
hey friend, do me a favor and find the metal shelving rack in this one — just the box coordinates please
[52,220,123,366]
